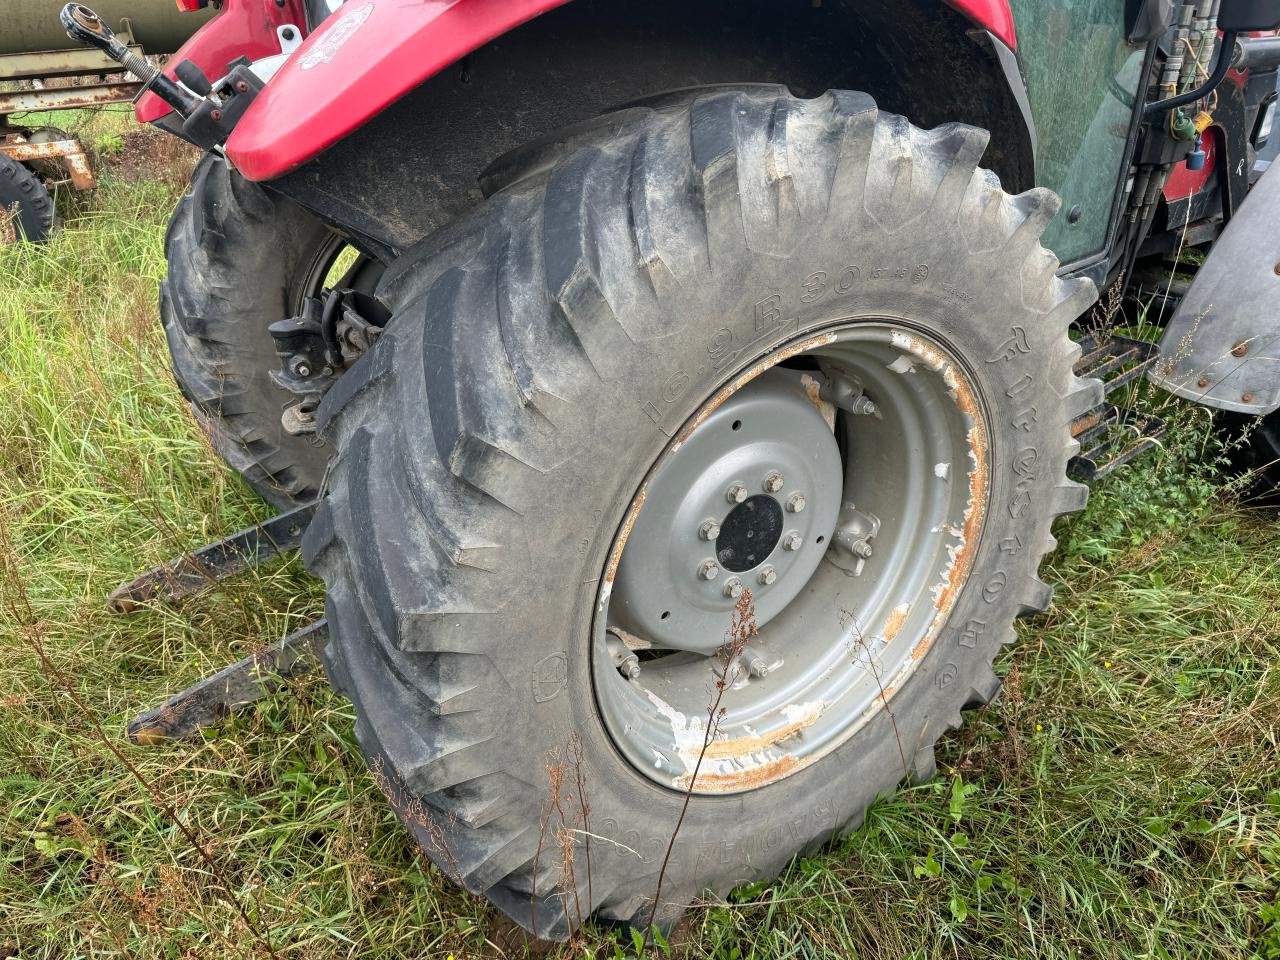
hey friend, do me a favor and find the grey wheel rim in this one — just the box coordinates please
[592,321,991,794]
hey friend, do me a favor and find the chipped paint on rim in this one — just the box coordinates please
[670,332,838,452]
[603,488,645,586]
[882,603,911,644]
[809,329,991,758]
[799,372,838,431]
[643,686,827,791]
[884,330,989,662]
[675,753,811,792]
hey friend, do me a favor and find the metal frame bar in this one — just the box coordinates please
[0,44,144,82]
[108,502,317,613]
[0,82,140,115]
[128,619,328,744]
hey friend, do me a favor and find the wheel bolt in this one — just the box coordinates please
[745,651,769,678]
[758,566,777,586]
[783,531,802,551]
[786,492,806,513]
[763,472,785,493]
[723,577,743,599]
[698,559,720,580]
[618,653,641,680]
[852,540,873,559]
[699,519,720,541]
[725,481,748,504]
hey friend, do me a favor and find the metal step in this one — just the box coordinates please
[1069,333,1166,481]
[1070,404,1168,481]
[1074,331,1161,394]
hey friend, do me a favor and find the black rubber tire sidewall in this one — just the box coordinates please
[0,153,57,243]
[161,154,337,508]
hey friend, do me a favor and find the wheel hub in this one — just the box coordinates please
[610,369,843,654]
[716,494,783,572]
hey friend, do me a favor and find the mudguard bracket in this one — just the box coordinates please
[1148,161,1280,415]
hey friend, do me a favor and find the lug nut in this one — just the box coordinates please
[618,653,641,680]
[758,566,777,586]
[745,652,769,678]
[783,531,802,551]
[726,481,748,504]
[850,396,878,416]
[699,519,721,541]
[763,472,785,493]
[852,540,873,559]
[698,559,720,581]
[723,577,743,599]
[786,492,806,513]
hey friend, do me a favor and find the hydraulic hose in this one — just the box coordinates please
[1144,30,1239,118]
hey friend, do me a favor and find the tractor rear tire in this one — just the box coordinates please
[303,88,1101,938]
[161,154,345,509]
[0,152,57,243]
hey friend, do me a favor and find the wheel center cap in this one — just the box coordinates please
[717,495,783,572]
[609,368,843,654]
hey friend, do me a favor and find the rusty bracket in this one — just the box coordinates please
[108,502,316,613]
[127,618,327,745]
[0,134,95,190]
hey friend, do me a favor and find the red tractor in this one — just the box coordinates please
[62,0,1280,938]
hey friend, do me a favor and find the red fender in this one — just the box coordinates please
[136,0,307,124]
[945,0,1017,50]
[226,0,1016,182]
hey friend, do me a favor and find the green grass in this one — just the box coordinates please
[1,166,1279,960]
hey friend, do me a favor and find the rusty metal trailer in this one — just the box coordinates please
[0,1,211,239]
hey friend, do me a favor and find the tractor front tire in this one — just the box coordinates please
[161,155,342,508]
[304,89,1101,938]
